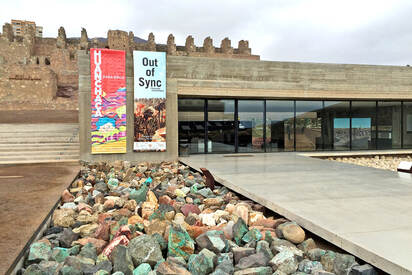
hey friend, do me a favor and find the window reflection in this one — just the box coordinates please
[238,100,264,152]
[178,99,205,154]
[266,101,294,151]
[207,100,235,153]
[377,101,401,149]
[351,101,376,150]
[295,101,323,151]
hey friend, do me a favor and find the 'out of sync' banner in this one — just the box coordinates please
[133,51,166,152]
[90,48,126,154]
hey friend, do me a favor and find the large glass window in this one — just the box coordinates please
[238,100,264,152]
[377,101,401,149]
[323,101,350,150]
[403,102,412,148]
[295,101,323,151]
[266,100,294,152]
[207,99,235,153]
[178,99,205,154]
[351,101,376,150]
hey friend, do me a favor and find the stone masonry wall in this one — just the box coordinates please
[0,25,258,112]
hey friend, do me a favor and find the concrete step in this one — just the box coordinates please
[0,159,79,165]
[0,142,79,147]
[0,150,79,156]
[0,145,79,152]
[0,123,79,132]
[0,154,79,161]
[0,137,79,143]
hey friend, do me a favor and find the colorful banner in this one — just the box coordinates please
[133,51,166,152]
[90,48,126,154]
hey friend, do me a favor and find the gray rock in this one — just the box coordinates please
[270,238,296,250]
[94,181,108,193]
[112,245,133,275]
[78,243,97,261]
[297,238,317,254]
[350,264,378,275]
[61,202,77,210]
[196,230,229,253]
[256,240,273,260]
[60,265,82,275]
[232,247,255,264]
[276,257,298,274]
[235,252,269,269]
[215,253,234,274]
[334,254,357,275]
[233,266,272,275]
[59,228,79,248]
[128,234,163,268]
[312,271,335,275]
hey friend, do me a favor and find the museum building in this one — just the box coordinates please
[78,41,412,162]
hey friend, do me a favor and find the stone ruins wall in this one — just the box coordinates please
[0,25,259,111]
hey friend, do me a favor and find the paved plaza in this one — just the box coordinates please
[181,153,412,275]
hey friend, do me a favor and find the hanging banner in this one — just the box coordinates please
[90,48,126,154]
[133,51,166,152]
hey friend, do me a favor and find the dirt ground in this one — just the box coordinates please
[0,110,78,124]
[0,163,80,274]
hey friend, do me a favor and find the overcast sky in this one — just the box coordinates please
[2,0,412,65]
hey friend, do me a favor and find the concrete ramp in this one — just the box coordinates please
[181,153,412,275]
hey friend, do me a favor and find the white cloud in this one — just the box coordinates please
[1,0,412,65]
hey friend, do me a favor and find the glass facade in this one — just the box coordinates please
[178,98,411,154]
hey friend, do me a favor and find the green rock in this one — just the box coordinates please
[233,218,249,245]
[168,224,195,260]
[197,187,214,198]
[133,263,152,275]
[94,270,110,275]
[242,228,262,243]
[38,261,60,274]
[28,241,51,263]
[107,178,119,190]
[195,230,228,253]
[68,245,80,256]
[60,265,82,275]
[320,250,336,272]
[112,245,134,275]
[78,242,97,261]
[129,185,148,203]
[334,253,357,275]
[23,264,43,275]
[188,249,216,275]
[51,247,70,263]
[307,248,326,261]
[96,253,109,264]
[264,231,274,244]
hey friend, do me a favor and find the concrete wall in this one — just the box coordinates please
[168,56,412,100]
[78,50,178,163]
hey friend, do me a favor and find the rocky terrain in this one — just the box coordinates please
[21,161,376,275]
[324,155,412,171]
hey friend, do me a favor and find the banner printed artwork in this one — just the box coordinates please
[133,51,166,152]
[90,48,126,154]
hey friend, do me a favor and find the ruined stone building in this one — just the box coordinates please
[0,24,258,112]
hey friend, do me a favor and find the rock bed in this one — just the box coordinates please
[21,161,377,275]
[323,155,412,172]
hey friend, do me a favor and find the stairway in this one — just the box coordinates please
[0,123,80,164]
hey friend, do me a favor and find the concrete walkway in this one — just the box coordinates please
[181,153,412,275]
[0,163,80,274]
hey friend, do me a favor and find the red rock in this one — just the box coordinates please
[117,208,132,217]
[251,218,278,228]
[128,215,144,225]
[94,222,110,241]
[185,225,209,239]
[159,195,173,205]
[73,237,107,254]
[61,189,74,203]
[102,235,129,258]
[166,185,177,198]
[98,213,112,224]
[103,199,115,210]
[180,204,201,216]
[78,203,92,214]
